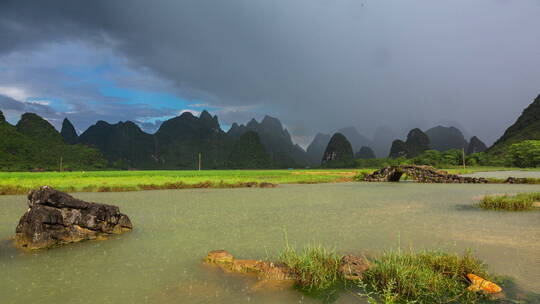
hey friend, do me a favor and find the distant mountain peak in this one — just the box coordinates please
[61,118,78,144]
[16,112,62,142]
[490,94,540,152]
[199,110,212,120]
[0,110,5,123]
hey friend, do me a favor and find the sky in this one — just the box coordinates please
[0,0,539,148]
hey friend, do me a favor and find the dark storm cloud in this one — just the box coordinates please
[1,0,540,146]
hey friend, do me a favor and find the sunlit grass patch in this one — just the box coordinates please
[278,244,342,291]
[479,192,539,211]
[361,249,493,304]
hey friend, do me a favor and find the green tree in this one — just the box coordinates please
[507,140,540,167]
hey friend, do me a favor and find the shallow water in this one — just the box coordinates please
[462,170,540,179]
[1,183,539,303]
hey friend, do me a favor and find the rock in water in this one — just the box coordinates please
[15,186,132,249]
[466,273,502,294]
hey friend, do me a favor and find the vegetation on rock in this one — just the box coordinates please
[278,244,342,291]
[362,249,494,304]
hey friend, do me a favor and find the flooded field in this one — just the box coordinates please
[1,182,539,303]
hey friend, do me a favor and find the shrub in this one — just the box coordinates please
[362,249,492,304]
[279,244,342,291]
[479,192,539,211]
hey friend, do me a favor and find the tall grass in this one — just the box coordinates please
[362,249,492,304]
[479,192,540,211]
[278,244,342,291]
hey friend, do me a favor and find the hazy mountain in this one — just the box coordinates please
[389,140,408,158]
[322,133,354,167]
[489,94,540,153]
[425,126,468,152]
[306,133,331,166]
[467,136,487,155]
[227,131,272,169]
[228,115,308,168]
[372,126,397,158]
[337,126,372,152]
[79,120,157,169]
[0,111,105,171]
[60,118,78,145]
[155,111,231,169]
[389,128,431,158]
[355,146,376,159]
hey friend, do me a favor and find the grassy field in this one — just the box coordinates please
[0,166,537,195]
[0,169,369,195]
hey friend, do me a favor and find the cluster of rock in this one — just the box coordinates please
[15,186,132,249]
[364,165,488,183]
[204,250,370,289]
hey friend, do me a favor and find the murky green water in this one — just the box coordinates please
[1,182,539,303]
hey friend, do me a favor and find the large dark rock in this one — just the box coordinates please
[15,186,132,249]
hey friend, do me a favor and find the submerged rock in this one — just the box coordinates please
[15,186,132,249]
[204,250,371,291]
[339,255,370,280]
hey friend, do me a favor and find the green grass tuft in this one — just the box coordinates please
[279,244,343,291]
[362,249,492,304]
[479,192,540,211]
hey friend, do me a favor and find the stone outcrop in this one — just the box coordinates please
[15,186,132,249]
[204,250,295,281]
[339,255,370,280]
[364,165,488,183]
[466,274,502,294]
[204,250,370,290]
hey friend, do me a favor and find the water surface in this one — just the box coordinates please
[1,183,539,303]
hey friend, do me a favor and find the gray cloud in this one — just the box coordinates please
[1,0,540,145]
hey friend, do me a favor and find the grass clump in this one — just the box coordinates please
[362,249,492,304]
[279,244,343,291]
[479,192,540,211]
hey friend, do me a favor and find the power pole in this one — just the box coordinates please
[198,153,202,171]
[462,148,466,170]
[59,156,63,172]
